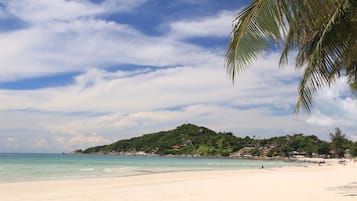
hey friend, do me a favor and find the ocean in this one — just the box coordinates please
[0,153,302,183]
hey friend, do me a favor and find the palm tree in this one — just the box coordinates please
[329,128,349,158]
[226,0,356,112]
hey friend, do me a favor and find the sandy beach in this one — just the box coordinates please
[1,160,356,201]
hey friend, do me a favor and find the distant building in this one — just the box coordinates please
[289,151,307,158]
[344,149,352,159]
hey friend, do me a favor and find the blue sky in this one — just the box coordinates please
[0,0,356,153]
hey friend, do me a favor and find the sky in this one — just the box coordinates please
[0,0,356,153]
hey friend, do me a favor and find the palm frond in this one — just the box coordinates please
[295,0,355,112]
[225,0,287,81]
[226,0,356,113]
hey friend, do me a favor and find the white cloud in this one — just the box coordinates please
[0,53,300,114]
[3,0,146,23]
[0,58,355,152]
[351,135,357,142]
[2,51,352,152]
[0,1,355,152]
[0,49,315,152]
[306,77,357,128]
[0,135,20,152]
[0,18,221,81]
[169,10,236,39]
[0,1,231,81]
[0,110,112,152]
[50,130,111,151]
[306,111,334,126]
[34,138,50,150]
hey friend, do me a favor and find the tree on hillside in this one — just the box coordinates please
[349,141,357,157]
[317,141,330,155]
[330,128,350,158]
[226,0,356,112]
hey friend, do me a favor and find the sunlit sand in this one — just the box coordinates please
[1,160,356,201]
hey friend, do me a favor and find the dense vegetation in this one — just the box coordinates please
[81,124,357,158]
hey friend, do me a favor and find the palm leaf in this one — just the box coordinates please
[226,0,356,113]
[226,0,287,81]
[295,0,355,112]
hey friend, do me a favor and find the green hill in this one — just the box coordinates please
[82,124,242,156]
[80,124,355,158]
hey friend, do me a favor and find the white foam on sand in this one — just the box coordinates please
[79,168,95,171]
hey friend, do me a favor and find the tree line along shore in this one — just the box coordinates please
[75,124,357,160]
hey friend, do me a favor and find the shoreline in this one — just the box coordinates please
[0,159,306,185]
[0,158,341,185]
[1,153,319,184]
[71,152,330,164]
[1,160,356,201]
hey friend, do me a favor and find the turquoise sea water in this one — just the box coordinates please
[0,153,302,183]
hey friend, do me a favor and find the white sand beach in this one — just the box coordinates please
[1,160,356,201]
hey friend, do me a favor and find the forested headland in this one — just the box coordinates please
[78,124,357,159]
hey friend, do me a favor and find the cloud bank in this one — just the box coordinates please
[0,0,355,152]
